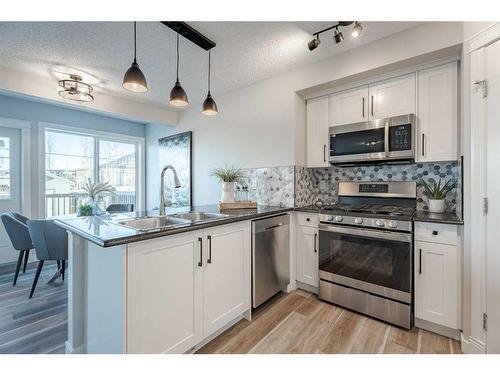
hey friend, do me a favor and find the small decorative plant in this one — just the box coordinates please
[420,178,455,213]
[77,178,116,216]
[210,165,246,204]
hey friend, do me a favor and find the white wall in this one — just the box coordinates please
[147,22,466,208]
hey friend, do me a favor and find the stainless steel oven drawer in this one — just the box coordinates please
[319,279,411,329]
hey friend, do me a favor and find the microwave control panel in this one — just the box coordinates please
[389,124,412,151]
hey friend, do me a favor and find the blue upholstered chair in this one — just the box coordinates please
[1,212,33,286]
[26,219,68,299]
[106,203,134,213]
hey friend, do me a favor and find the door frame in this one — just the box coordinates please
[0,117,32,217]
[463,22,500,354]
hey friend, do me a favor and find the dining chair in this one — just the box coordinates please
[1,212,33,286]
[26,219,68,299]
[106,203,134,213]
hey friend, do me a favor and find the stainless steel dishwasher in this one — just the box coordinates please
[252,214,290,308]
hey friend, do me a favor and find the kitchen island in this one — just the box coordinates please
[56,205,292,354]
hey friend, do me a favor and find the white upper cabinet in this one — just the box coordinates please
[417,62,458,162]
[329,86,369,126]
[368,74,416,119]
[306,96,330,168]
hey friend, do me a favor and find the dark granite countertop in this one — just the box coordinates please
[55,205,293,247]
[413,210,463,225]
[294,205,322,213]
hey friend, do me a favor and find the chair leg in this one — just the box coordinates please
[61,260,66,281]
[57,260,61,270]
[29,260,44,299]
[23,250,30,274]
[13,251,24,286]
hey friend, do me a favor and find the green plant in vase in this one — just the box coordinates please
[210,165,246,203]
[419,178,455,213]
[77,178,116,216]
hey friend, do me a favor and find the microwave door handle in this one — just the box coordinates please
[384,121,390,157]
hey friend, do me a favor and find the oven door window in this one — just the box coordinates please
[319,229,411,293]
[331,128,385,157]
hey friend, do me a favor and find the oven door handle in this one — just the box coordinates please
[319,223,412,243]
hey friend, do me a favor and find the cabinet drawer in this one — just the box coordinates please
[296,212,318,227]
[414,222,457,245]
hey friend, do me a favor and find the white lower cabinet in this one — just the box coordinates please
[126,221,250,354]
[296,215,318,288]
[414,223,459,331]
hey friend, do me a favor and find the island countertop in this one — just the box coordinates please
[55,205,293,247]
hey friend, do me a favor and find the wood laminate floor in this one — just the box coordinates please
[197,290,462,354]
[0,262,67,354]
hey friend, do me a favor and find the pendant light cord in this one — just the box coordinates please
[133,21,137,63]
[176,33,180,81]
[208,49,211,93]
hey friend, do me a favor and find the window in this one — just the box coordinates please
[45,129,140,217]
[0,137,10,199]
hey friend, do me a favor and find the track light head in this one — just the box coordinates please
[352,22,363,38]
[308,35,321,51]
[333,28,344,44]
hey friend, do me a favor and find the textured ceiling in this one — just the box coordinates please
[0,21,420,109]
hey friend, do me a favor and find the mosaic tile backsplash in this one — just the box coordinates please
[238,161,461,215]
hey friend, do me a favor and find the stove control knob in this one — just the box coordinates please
[354,217,363,225]
[327,215,334,221]
[387,220,398,228]
[375,219,385,227]
[334,216,343,222]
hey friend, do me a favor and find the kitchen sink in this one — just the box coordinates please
[117,216,191,231]
[170,212,230,222]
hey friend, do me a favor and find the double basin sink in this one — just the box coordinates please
[117,212,230,232]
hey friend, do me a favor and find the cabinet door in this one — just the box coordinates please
[369,74,416,119]
[127,231,204,354]
[306,96,330,167]
[417,62,458,162]
[296,225,318,287]
[203,221,250,338]
[330,86,368,126]
[415,241,458,329]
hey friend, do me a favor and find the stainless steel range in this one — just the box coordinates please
[318,181,416,329]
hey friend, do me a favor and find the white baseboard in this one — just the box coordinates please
[460,333,486,354]
[415,318,460,340]
[296,280,318,295]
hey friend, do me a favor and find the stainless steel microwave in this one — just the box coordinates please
[329,114,416,165]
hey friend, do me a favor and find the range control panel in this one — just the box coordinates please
[359,184,389,193]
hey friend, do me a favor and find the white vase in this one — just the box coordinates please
[428,199,446,213]
[221,182,236,203]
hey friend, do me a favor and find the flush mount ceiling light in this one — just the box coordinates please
[58,74,94,102]
[202,49,218,115]
[307,21,363,51]
[169,33,189,107]
[123,21,148,93]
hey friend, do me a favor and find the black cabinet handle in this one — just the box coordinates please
[198,237,203,267]
[207,235,212,264]
[323,145,326,163]
[432,230,438,235]
[419,248,422,274]
[422,133,425,156]
[362,97,365,118]
[314,233,318,253]
[371,96,374,117]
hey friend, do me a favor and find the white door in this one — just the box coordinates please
[0,126,22,265]
[306,96,329,168]
[203,221,250,338]
[126,231,203,354]
[415,241,458,329]
[296,225,318,287]
[417,62,458,162]
[369,74,416,119]
[330,86,368,127]
[486,39,500,354]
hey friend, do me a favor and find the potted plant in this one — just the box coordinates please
[420,178,455,213]
[210,166,246,203]
[77,178,116,216]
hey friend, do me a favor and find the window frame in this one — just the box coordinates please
[39,122,145,217]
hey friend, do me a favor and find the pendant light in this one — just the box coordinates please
[123,22,148,93]
[169,33,189,107]
[202,49,218,115]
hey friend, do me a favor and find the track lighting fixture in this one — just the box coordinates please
[123,22,148,93]
[202,49,218,115]
[169,33,189,107]
[308,35,321,51]
[307,21,363,51]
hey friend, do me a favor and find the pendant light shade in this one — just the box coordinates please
[123,22,148,93]
[202,49,218,115]
[169,33,189,107]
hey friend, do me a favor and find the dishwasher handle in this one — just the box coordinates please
[264,222,284,231]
